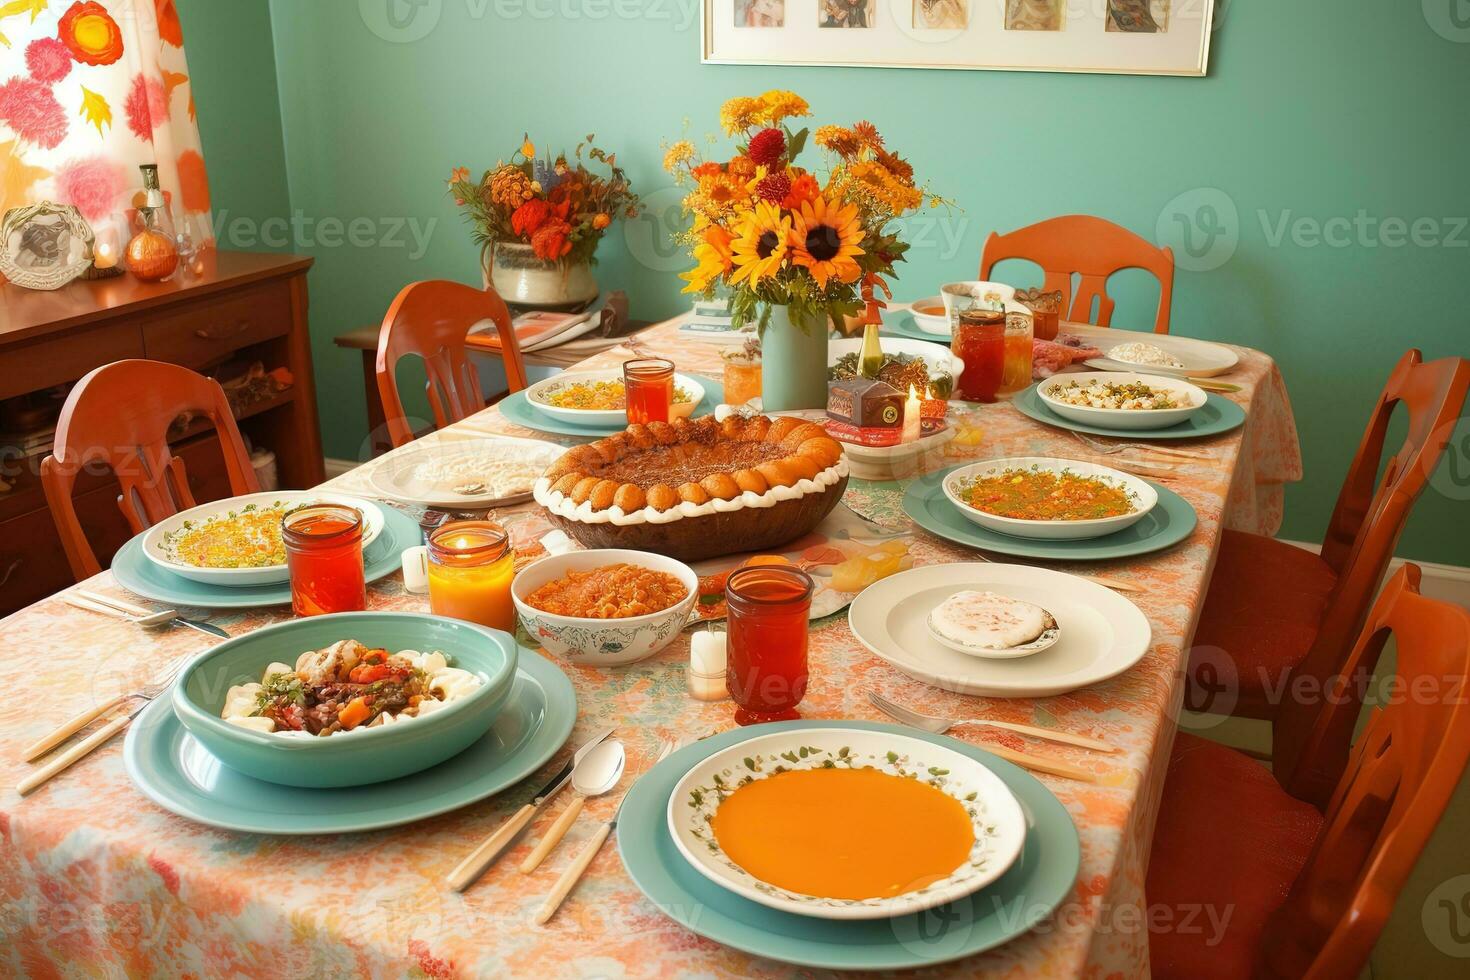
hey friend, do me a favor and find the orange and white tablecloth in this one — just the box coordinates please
[0,318,1300,978]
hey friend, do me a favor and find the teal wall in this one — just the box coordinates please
[181,0,1469,566]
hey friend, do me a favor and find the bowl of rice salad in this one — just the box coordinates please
[525,369,705,426]
[1037,372,1208,431]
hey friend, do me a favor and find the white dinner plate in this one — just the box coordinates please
[848,563,1151,697]
[666,726,1027,921]
[941,457,1158,541]
[524,369,706,426]
[141,491,385,588]
[1080,332,1240,378]
[366,435,565,508]
[1037,372,1209,431]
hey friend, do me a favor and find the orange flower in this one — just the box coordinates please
[691,161,722,179]
[592,213,611,230]
[781,172,820,210]
[448,166,470,184]
[58,2,124,66]
[727,155,757,180]
[511,199,553,237]
[531,220,573,261]
[155,0,184,47]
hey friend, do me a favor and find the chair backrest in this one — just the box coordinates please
[1274,351,1470,800]
[1257,565,1470,979]
[979,214,1175,334]
[374,280,528,448]
[41,359,260,580]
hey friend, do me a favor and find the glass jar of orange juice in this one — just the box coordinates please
[426,521,516,632]
[721,340,762,408]
[999,312,1034,394]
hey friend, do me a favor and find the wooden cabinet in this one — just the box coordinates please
[0,251,322,617]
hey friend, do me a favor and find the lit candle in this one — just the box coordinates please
[426,521,516,631]
[902,385,922,444]
[94,242,117,269]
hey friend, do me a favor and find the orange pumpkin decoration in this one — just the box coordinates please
[58,1,124,66]
[126,226,179,282]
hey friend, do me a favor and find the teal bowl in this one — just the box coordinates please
[171,612,519,788]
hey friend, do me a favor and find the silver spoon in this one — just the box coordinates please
[520,739,626,873]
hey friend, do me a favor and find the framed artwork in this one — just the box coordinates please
[0,202,95,291]
[703,0,1217,75]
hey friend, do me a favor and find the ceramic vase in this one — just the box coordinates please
[487,242,597,310]
[760,305,831,411]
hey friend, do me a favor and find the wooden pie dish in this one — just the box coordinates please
[533,414,850,562]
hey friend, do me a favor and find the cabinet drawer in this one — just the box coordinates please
[141,281,292,367]
[0,325,145,400]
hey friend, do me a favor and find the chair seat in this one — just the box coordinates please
[1147,733,1324,980]
[1186,530,1337,719]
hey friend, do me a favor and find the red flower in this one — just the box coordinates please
[26,38,72,84]
[58,1,125,67]
[0,76,68,149]
[747,127,786,167]
[755,170,791,205]
[510,198,552,237]
[55,156,127,221]
[530,220,573,261]
[155,0,185,47]
[124,73,169,141]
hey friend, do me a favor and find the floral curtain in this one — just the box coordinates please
[0,0,213,250]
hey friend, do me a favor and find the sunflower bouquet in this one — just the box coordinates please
[665,91,944,334]
[447,136,639,269]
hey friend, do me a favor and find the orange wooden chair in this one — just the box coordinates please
[1186,351,1470,727]
[41,359,260,580]
[979,214,1175,333]
[374,280,528,449]
[1147,566,1470,979]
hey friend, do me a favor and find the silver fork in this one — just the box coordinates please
[1069,430,1213,461]
[19,656,189,792]
[867,691,1116,752]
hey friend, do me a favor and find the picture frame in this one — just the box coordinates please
[704,0,1216,76]
[0,202,96,291]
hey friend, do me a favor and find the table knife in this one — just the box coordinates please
[77,589,229,639]
[446,725,616,891]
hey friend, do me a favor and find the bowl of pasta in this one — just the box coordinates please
[170,612,519,787]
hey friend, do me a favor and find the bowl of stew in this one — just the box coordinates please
[512,549,698,666]
[942,457,1158,540]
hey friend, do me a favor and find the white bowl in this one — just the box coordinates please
[827,336,964,384]
[511,549,698,666]
[525,370,705,426]
[142,491,386,587]
[666,726,1026,920]
[942,457,1158,541]
[1037,372,1208,431]
[906,295,950,334]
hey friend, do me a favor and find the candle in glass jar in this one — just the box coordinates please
[902,385,922,443]
[426,521,516,631]
[94,242,118,269]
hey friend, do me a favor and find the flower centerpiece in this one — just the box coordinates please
[665,91,945,409]
[448,136,639,309]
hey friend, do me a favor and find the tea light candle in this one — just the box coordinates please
[689,628,729,702]
[902,385,922,444]
[93,242,117,269]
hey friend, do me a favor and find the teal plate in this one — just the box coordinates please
[903,465,1197,561]
[1012,383,1245,440]
[123,651,576,834]
[880,311,951,344]
[109,501,420,609]
[618,720,1080,972]
[499,375,725,437]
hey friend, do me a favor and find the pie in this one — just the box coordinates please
[533,414,849,561]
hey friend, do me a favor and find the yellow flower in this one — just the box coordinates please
[720,96,763,135]
[663,140,696,174]
[814,125,859,158]
[681,224,735,294]
[847,161,924,213]
[851,121,883,152]
[789,194,865,289]
[758,90,810,125]
[729,202,791,287]
[521,137,536,158]
[592,213,612,230]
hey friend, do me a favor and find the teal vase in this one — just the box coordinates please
[760,306,831,411]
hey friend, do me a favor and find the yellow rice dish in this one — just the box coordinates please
[542,380,694,412]
[163,502,291,568]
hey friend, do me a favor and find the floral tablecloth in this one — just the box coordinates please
[0,318,1300,979]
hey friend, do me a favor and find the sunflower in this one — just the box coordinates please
[789,194,864,289]
[729,203,791,287]
[681,224,735,294]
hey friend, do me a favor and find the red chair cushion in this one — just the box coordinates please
[1147,733,1324,980]
[1187,530,1337,718]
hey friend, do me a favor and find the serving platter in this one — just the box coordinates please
[499,376,724,437]
[124,650,576,834]
[847,563,1151,698]
[141,491,386,587]
[903,467,1197,561]
[112,502,419,608]
[1012,382,1245,440]
[366,434,565,508]
[618,720,1079,971]
[667,727,1026,920]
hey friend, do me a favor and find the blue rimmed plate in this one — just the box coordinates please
[1012,382,1245,439]
[618,720,1080,971]
[903,465,1197,561]
[111,502,420,608]
[123,650,576,834]
[499,375,725,437]
[880,311,950,344]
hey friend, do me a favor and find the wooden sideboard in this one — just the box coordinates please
[0,251,322,616]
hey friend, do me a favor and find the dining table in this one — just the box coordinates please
[0,315,1302,978]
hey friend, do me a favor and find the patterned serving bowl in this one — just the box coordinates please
[667,726,1027,920]
[511,549,698,667]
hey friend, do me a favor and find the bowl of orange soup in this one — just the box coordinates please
[666,726,1027,920]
